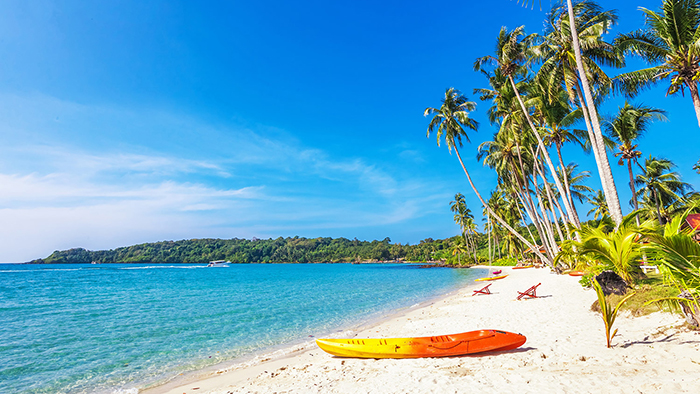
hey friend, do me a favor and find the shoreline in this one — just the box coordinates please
[141,266,489,394]
[148,266,700,394]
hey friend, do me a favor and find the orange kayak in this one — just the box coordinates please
[512,265,534,270]
[316,330,526,358]
[568,271,584,276]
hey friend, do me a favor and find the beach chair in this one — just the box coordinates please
[516,283,542,300]
[472,283,492,296]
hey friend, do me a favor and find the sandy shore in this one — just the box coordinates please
[149,266,700,394]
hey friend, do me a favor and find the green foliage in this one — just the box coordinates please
[643,214,700,289]
[592,279,636,348]
[579,273,594,288]
[31,236,461,264]
[556,214,652,283]
[491,256,518,266]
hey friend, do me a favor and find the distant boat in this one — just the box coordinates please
[206,260,230,267]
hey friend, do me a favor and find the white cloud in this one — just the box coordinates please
[0,93,455,262]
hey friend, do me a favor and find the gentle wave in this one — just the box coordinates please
[0,263,482,394]
[118,265,204,270]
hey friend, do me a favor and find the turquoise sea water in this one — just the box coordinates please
[0,263,484,393]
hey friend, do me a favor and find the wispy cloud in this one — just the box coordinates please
[0,93,455,262]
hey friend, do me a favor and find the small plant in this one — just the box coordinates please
[579,273,594,288]
[592,279,636,348]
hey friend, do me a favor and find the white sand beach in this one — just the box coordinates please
[149,266,700,394]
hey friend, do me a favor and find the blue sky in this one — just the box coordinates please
[1,0,698,262]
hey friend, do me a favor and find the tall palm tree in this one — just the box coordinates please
[588,190,610,220]
[605,102,667,220]
[536,90,589,224]
[475,26,579,228]
[424,88,551,264]
[532,0,625,225]
[635,156,692,224]
[615,0,700,128]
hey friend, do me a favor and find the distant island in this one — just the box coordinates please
[28,236,471,264]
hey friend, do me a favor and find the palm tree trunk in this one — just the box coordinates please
[653,188,664,225]
[508,75,578,228]
[533,148,568,241]
[512,181,550,259]
[556,143,581,227]
[507,159,548,247]
[514,192,540,249]
[487,213,492,265]
[453,146,552,265]
[627,159,640,226]
[687,79,700,128]
[530,164,558,256]
[533,146,571,231]
[565,0,623,226]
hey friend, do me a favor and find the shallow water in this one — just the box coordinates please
[0,263,484,393]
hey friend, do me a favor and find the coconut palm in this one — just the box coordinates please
[475,26,579,229]
[531,0,625,225]
[424,88,551,264]
[635,157,692,224]
[605,102,667,220]
[615,0,700,128]
[557,163,593,219]
[588,190,610,221]
[450,193,471,243]
[451,238,469,266]
[536,90,589,225]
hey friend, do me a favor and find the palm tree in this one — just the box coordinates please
[451,238,469,266]
[450,193,471,243]
[450,193,478,261]
[635,156,692,224]
[556,214,649,284]
[475,26,579,228]
[531,0,625,225]
[536,90,589,225]
[605,102,667,222]
[425,88,551,265]
[615,0,700,128]
[557,163,593,224]
[587,190,610,220]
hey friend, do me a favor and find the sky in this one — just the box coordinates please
[1,0,699,262]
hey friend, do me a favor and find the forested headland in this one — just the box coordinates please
[28,236,486,264]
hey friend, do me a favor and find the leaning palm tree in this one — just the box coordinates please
[475,26,579,229]
[615,0,700,128]
[424,88,550,264]
[531,0,625,225]
[605,102,667,222]
[635,156,692,225]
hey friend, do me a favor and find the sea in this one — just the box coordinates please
[0,263,486,393]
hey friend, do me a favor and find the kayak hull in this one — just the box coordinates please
[316,330,526,359]
[475,274,508,282]
[512,265,534,270]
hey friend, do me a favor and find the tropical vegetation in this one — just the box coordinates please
[424,0,700,328]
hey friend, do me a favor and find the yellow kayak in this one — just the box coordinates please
[316,330,526,359]
[475,274,508,282]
